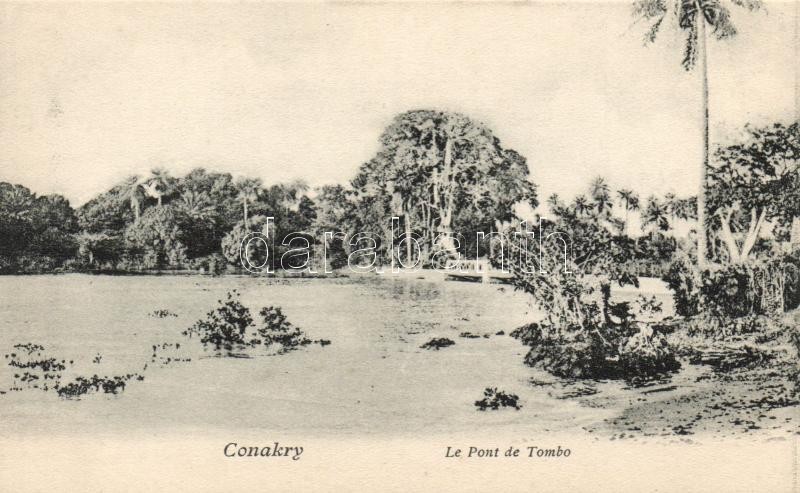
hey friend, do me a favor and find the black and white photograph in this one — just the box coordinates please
[0,1,798,491]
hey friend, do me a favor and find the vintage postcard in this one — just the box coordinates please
[0,1,798,491]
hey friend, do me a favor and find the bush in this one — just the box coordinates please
[5,343,68,392]
[506,271,679,380]
[256,306,312,352]
[57,374,139,398]
[184,290,253,350]
[519,325,679,380]
[664,253,800,318]
[502,224,680,380]
[617,326,680,376]
[522,331,608,379]
[420,338,455,350]
[184,293,328,354]
[150,309,178,318]
[475,388,521,411]
[510,323,541,347]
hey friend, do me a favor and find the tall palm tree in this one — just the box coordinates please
[144,167,173,207]
[589,176,612,215]
[573,195,590,217]
[235,177,262,228]
[663,192,677,222]
[641,196,670,235]
[122,176,144,221]
[617,188,640,236]
[546,193,562,213]
[633,0,763,267]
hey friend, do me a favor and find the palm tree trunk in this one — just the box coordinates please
[243,199,249,228]
[697,16,709,268]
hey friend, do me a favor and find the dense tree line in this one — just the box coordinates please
[0,115,797,277]
[0,183,78,272]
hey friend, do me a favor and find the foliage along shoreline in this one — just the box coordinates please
[4,114,797,278]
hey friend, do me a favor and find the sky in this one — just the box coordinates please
[0,1,796,207]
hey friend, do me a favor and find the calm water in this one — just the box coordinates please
[0,273,682,438]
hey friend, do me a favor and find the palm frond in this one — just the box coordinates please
[643,15,666,43]
[681,18,699,70]
[706,3,737,39]
[632,0,667,19]
[729,0,763,12]
[679,0,698,29]
[633,0,669,44]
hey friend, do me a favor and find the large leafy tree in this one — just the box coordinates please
[353,109,537,264]
[707,121,800,263]
[221,215,273,268]
[124,206,187,269]
[633,0,764,267]
[75,231,121,268]
[0,183,78,271]
[76,185,128,233]
[179,168,241,248]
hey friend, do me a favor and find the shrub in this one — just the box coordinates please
[185,293,329,354]
[664,256,703,317]
[420,338,455,350]
[523,333,609,379]
[184,290,253,350]
[475,388,521,411]
[56,374,139,398]
[510,323,541,347]
[5,343,68,392]
[503,238,680,380]
[664,253,800,318]
[150,309,178,318]
[617,326,680,376]
[256,306,312,351]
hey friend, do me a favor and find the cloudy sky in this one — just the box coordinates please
[0,1,796,207]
